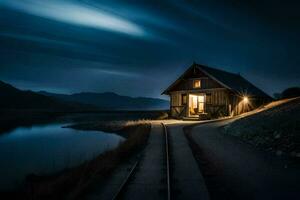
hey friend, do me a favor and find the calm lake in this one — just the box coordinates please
[0,123,124,191]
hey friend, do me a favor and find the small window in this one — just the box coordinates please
[193,80,201,88]
[181,94,187,105]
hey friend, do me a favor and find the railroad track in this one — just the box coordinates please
[111,123,171,200]
[111,157,140,200]
[162,123,171,200]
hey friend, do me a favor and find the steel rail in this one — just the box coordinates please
[162,123,171,200]
[112,123,171,200]
[111,158,140,200]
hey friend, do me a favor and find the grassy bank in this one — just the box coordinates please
[223,98,300,156]
[68,119,153,137]
[2,122,150,200]
[0,109,167,134]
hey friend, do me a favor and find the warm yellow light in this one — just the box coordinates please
[193,80,201,88]
[243,96,249,103]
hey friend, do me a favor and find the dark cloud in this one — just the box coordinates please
[0,0,299,98]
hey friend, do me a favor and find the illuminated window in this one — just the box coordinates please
[181,94,187,105]
[193,80,201,88]
[198,95,205,113]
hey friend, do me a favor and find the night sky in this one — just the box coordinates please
[0,0,299,98]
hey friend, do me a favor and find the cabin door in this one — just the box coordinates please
[189,94,205,116]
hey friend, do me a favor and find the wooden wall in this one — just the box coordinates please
[172,76,223,91]
[170,89,231,118]
[170,91,185,118]
[169,90,270,118]
[205,89,230,118]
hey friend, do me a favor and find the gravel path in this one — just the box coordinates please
[122,122,166,200]
[167,123,209,200]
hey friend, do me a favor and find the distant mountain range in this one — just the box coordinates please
[38,91,169,110]
[0,80,95,111]
[0,80,169,111]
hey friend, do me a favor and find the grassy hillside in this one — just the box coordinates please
[224,98,300,156]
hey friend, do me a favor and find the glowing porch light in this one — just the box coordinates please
[243,96,249,103]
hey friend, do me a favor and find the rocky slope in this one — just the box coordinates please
[224,98,300,156]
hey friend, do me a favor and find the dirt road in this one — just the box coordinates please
[85,117,300,200]
[167,123,209,200]
[188,119,300,200]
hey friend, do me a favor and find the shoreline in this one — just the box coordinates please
[1,121,151,200]
[0,109,166,135]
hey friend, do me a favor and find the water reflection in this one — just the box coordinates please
[0,123,124,190]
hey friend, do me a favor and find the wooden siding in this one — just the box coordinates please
[172,77,223,91]
[169,67,223,92]
[170,91,185,118]
[170,89,232,118]
[205,89,230,118]
[169,89,267,118]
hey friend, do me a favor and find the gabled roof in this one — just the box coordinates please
[162,63,272,99]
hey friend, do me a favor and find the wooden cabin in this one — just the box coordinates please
[162,63,272,119]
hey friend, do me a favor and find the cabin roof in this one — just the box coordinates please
[162,63,272,99]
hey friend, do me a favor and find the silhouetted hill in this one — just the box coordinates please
[281,87,300,99]
[39,91,169,110]
[0,80,168,111]
[0,81,94,111]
